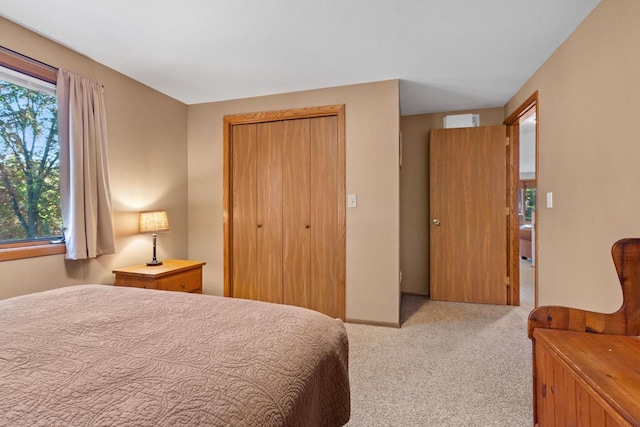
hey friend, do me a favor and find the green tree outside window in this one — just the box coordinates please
[524,188,536,222]
[0,78,62,243]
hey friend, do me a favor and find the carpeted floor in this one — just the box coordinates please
[344,260,535,426]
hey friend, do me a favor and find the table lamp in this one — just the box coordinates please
[139,210,170,266]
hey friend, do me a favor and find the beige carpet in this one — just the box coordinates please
[344,260,535,426]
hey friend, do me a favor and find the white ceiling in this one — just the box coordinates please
[0,0,600,115]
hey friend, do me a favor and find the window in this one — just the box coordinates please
[518,180,536,223]
[523,187,536,222]
[0,48,64,260]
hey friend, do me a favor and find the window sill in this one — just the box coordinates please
[0,242,66,262]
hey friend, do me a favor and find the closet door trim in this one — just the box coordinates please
[223,105,346,320]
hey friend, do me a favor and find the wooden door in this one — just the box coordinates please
[310,116,341,318]
[231,123,258,300]
[281,116,342,319]
[231,122,283,304]
[256,121,283,303]
[282,119,311,308]
[429,126,508,304]
[224,106,346,320]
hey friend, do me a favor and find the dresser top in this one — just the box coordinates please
[112,259,206,278]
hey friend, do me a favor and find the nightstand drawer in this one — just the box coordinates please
[156,269,201,293]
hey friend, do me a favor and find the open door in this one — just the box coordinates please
[505,91,538,308]
[430,126,508,304]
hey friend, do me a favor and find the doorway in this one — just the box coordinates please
[505,92,538,308]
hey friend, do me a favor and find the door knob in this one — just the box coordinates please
[432,219,441,226]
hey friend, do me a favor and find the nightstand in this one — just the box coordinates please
[113,259,206,294]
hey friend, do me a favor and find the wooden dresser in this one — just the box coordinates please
[113,259,205,294]
[528,238,640,427]
[534,329,640,426]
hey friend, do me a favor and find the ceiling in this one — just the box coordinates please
[0,0,600,115]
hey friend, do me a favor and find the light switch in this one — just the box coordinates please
[347,194,357,208]
[546,192,553,208]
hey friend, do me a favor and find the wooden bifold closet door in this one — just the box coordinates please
[225,106,345,320]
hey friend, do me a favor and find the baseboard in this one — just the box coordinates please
[345,318,400,328]
[401,291,429,297]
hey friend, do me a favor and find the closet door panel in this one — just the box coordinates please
[231,124,258,300]
[310,116,340,318]
[282,119,311,308]
[256,122,284,304]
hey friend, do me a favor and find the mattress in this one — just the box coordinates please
[0,285,350,426]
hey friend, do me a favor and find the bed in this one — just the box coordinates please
[0,285,350,426]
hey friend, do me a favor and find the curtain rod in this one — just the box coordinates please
[0,45,106,88]
[0,45,57,84]
[0,45,58,73]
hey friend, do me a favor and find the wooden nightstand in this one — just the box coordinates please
[113,259,206,294]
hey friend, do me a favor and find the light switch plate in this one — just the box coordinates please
[546,192,553,208]
[347,194,357,208]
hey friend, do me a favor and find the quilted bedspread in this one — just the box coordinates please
[0,285,350,426]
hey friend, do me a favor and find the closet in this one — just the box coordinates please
[223,106,345,320]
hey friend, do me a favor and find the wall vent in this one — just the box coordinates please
[443,113,479,129]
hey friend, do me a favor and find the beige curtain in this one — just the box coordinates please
[57,69,115,260]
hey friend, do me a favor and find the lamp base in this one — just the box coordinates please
[147,232,163,266]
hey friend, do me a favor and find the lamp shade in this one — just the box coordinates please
[139,210,170,234]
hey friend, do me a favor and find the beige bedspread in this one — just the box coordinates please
[0,285,350,426]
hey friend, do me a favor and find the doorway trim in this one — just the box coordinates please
[504,91,539,306]
[222,104,346,318]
